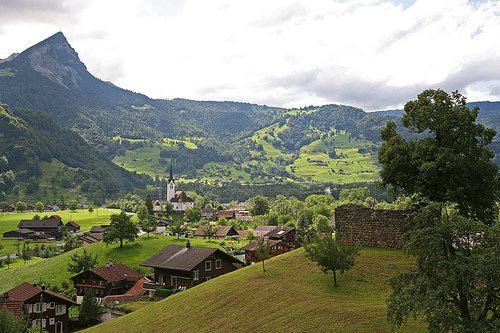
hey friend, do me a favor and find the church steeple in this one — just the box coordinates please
[168,161,174,183]
[166,160,175,201]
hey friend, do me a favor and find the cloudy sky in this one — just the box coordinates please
[1,0,499,110]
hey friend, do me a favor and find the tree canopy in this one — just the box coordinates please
[104,211,138,248]
[379,89,498,223]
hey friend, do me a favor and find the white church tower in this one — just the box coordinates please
[166,162,175,202]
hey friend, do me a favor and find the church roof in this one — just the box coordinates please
[170,191,194,203]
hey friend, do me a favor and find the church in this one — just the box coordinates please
[166,163,195,212]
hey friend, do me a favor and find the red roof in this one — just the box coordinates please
[101,277,149,304]
[5,282,76,305]
[217,210,236,218]
[0,300,24,317]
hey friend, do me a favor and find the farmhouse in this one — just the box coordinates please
[3,228,35,240]
[2,204,15,212]
[193,225,239,239]
[141,241,242,293]
[0,282,77,333]
[201,207,216,220]
[65,221,80,233]
[217,210,236,219]
[264,226,296,247]
[241,239,294,263]
[71,262,144,304]
[16,217,65,240]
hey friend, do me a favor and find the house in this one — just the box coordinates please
[50,215,62,221]
[193,225,239,239]
[264,227,296,247]
[251,225,277,237]
[71,263,144,304]
[241,239,294,263]
[0,282,77,333]
[89,225,109,234]
[217,210,236,219]
[44,205,54,212]
[65,221,80,233]
[235,210,252,221]
[201,207,216,220]
[3,228,35,240]
[2,204,15,212]
[26,204,35,212]
[81,233,104,246]
[142,241,242,293]
[17,218,65,240]
[152,200,162,213]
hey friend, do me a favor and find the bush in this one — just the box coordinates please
[155,286,172,298]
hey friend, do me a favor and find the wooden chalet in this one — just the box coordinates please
[71,263,143,304]
[193,225,239,239]
[264,226,296,247]
[201,207,216,220]
[2,204,15,212]
[0,282,77,333]
[216,210,236,219]
[142,241,242,293]
[241,239,294,262]
[65,221,80,233]
[3,228,35,240]
[17,218,65,240]
[153,200,162,213]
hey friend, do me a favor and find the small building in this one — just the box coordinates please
[89,225,109,234]
[193,225,239,239]
[170,191,195,212]
[241,239,294,263]
[50,215,62,221]
[18,218,65,240]
[201,207,216,220]
[2,204,15,213]
[3,228,35,240]
[81,233,104,246]
[153,200,162,213]
[71,263,144,304]
[264,227,296,247]
[0,282,77,333]
[26,204,35,212]
[251,226,277,237]
[217,210,236,219]
[235,210,252,221]
[65,221,80,233]
[142,241,242,293]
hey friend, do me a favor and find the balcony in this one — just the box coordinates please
[143,282,164,291]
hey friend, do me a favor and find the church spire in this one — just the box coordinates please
[168,160,174,183]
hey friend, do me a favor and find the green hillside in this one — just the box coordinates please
[85,248,424,333]
[0,236,223,293]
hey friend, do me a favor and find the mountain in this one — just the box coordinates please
[0,103,148,203]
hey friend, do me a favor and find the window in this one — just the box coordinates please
[193,270,199,281]
[48,302,55,309]
[55,305,66,315]
[32,319,40,327]
[55,322,63,333]
[33,303,41,313]
[205,276,211,281]
[215,259,222,269]
[26,304,32,313]
[205,261,212,271]
[49,318,55,325]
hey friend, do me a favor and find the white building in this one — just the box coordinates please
[167,163,194,212]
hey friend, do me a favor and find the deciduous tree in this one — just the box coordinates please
[255,236,271,272]
[104,212,138,248]
[250,195,270,216]
[169,222,187,239]
[202,224,218,241]
[67,248,98,274]
[138,216,156,238]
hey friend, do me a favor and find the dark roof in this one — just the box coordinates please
[18,218,63,229]
[265,227,295,239]
[90,226,106,233]
[252,226,277,237]
[11,229,35,235]
[49,215,62,220]
[66,221,80,228]
[73,263,143,283]
[240,239,283,251]
[217,210,236,218]
[87,233,103,240]
[201,208,215,215]
[193,225,238,237]
[5,282,76,305]
[170,191,194,203]
[142,245,240,271]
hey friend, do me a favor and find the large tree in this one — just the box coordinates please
[378,89,498,223]
[104,211,138,248]
[145,194,154,215]
[78,289,104,327]
[387,205,500,332]
[304,234,360,287]
[67,248,98,274]
[250,195,270,216]
[138,216,156,238]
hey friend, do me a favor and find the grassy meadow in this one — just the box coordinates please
[0,235,224,293]
[84,247,424,333]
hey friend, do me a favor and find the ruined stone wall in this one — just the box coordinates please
[334,204,412,249]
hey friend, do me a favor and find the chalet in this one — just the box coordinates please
[71,263,144,304]
[3,228,35,240]
[17,218,65,240]
[217,210,236,219]
[142,241,242,293]
[89,225,109,234]
[26,204,35,212]
[264,226,296,247]
[50,215,62,221]
[65,221,80,233]
[2,204,15,212]
[193,225,239,239]
[235,210,252,221]
[153,200,162,213]
[241,239,294,263]
[44,205,54,212]
[0,282,77,333]
[201,207,216,220]
[251,225,277,237]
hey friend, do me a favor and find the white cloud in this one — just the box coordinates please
[0,0,499,109]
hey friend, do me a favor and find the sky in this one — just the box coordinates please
[1,0,500,110]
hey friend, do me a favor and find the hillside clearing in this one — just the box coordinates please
[85,247,424,333]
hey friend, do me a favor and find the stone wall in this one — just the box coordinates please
[333,204,412,249]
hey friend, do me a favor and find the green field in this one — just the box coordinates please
[0,209,122,256]
[85,247,424,333]
[0,235,224,293]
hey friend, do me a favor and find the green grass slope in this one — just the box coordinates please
[86,248,424,333]
[0,236,223,292]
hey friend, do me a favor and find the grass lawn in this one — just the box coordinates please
[85,247,425,333]
[0,257,44,271]
[0,235,223,293]
[0,209,123,256]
